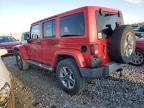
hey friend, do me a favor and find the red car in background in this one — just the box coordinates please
[0,36,20,55]
[130,38,144,66]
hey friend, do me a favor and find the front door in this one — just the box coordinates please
[28,24,42,62]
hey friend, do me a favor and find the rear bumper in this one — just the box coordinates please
[80,62,122,79]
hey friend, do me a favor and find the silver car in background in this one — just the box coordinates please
[0,49,15,108]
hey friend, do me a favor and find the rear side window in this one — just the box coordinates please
[43,19,56,37]
[31,25,40,39]
[60,12,85,37]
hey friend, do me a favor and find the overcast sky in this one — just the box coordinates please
[0,0,144,33]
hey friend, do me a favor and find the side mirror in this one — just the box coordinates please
[0,49,8,56]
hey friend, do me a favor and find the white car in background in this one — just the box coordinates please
[0,49,15,108]
[21,32,29,43]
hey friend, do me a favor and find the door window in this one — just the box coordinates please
[43,20,56,37]
[31,25,40,39]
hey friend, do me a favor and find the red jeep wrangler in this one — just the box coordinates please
[15,6,136,95]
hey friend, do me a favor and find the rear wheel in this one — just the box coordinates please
[130,49,144,66]
[15,52,29,70]
[56,59,84,95]
[110,25,136,63]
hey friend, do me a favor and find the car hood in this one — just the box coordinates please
[0,41,20,48]
[0,57,11,89]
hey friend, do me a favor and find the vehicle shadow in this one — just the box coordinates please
[3,56,144,108]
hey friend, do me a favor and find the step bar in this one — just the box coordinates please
[26,60,53,71]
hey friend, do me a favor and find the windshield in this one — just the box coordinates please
[96,11,123,39]
[0,36,17,43]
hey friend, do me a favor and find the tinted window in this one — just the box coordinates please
[31,25,40,39]
[96,11,123,39]
[43,20,56,37]
[60,12,85,37]
[0,36,17,43]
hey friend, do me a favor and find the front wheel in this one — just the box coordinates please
[15,52,29,70]
[56,59,84,95]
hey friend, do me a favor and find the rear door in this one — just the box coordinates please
[40,19,57,65]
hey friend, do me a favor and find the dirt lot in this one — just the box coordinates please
[3,56,144,108]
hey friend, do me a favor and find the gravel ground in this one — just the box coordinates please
[2,56,144,108]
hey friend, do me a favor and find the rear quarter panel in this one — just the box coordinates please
[53,49,87,68]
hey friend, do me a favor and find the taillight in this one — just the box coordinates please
[90,44,99,56]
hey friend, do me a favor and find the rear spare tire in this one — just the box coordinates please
[110,25,136,63]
